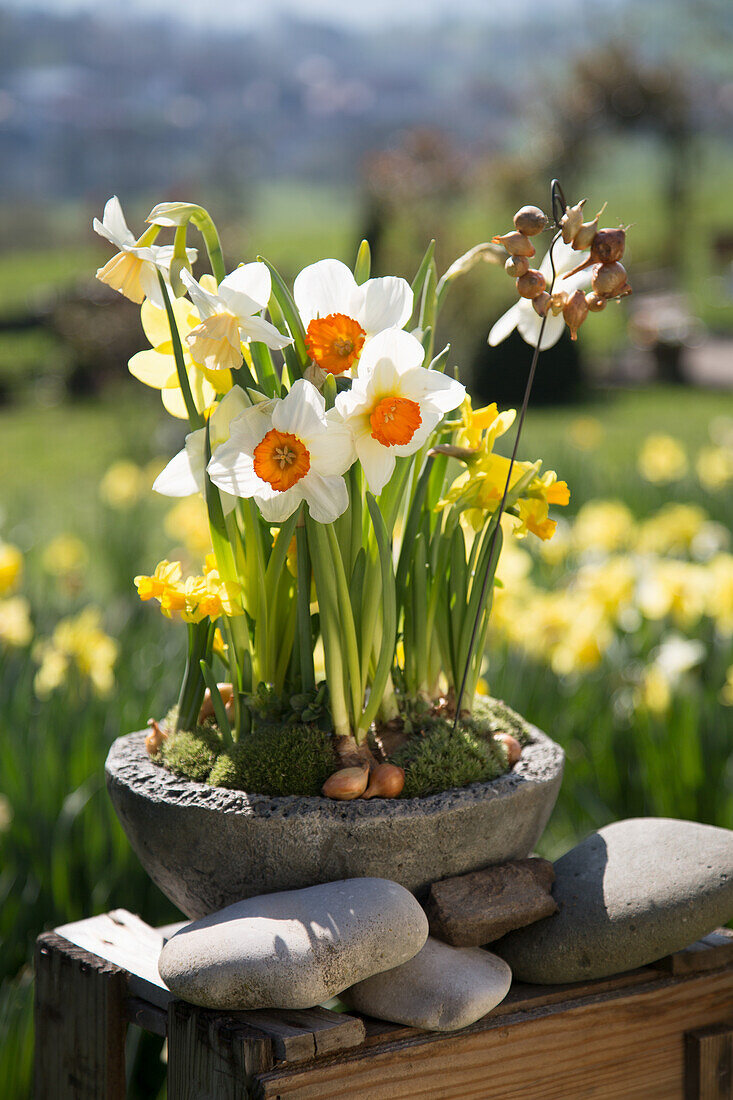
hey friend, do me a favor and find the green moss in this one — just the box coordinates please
[208,722,336,797]
[157,725,223,783]
[391,698,523,798]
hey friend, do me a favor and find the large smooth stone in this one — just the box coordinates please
[105,725,563,918]
[495,817,733,984]
[158,878,428,1010]
[342,936,512,1031]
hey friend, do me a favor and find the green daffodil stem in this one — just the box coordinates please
[176,621,210,732]
[157,271,203,431]
[452,225,563,726]
[306,518,351,739]
[190,209,226,285]
[295,520,315,693]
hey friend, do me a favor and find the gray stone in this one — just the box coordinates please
[342,936,512,1031]
[158,878,428,1010]
[425,858,557,946]
[495,817,733,984]
[105,725,564,919]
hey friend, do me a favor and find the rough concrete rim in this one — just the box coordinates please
[106,721,563,821]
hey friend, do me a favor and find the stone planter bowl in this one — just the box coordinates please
[105,726,564,919]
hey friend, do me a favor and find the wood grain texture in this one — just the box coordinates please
[167,999,273,1100]
[657,929,733,977]
[254,968,733,1100]
[34,932,128,1100]
[243,1007,366,1063]
[685,1024,733,1100]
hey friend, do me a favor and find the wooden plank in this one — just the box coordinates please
[125,995,168,1037]
[167,999,273,1100]
[243,1006,366,1062]
[685,1024,733,1100]
[55,908,172,1008]
[657,929,733,976]
[34,932,128,1100]
[254,967,733,1099]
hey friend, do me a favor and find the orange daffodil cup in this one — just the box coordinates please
[98,187,591,754]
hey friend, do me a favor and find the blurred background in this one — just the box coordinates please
[1,0,732,1094]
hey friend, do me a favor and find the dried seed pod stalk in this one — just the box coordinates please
[516,269,546,300]
[563,289,589,340]
[492,231,536,258]
[513,205,547,236]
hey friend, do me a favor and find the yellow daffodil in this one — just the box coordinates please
[573,500,634,554]
[0,542,23,595]
[99,460,145,509]
[0,596,32,648]
[634,503,707,556]
[454,398,515,451]
[135,560,183,602]
[696,446,733,492]
[33,607,118,698]
[41,535,89,578]
[637,433,688,484]
[164,498,212,560]
[568,416,604,452]
[135,558,244,623]
[128,281,232,420]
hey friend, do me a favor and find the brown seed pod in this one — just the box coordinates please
[199,682,234,723]
[614,282,633,299]
[513,205,547,236]
[494,732,522,766]
[362,763,405,799]
[532,291,551,317]
[516,269,546,300]
[322,766,369,800]
[591,261,627,298]
[492,231,536,258]
[590,227,626,264]
[563,289,589,341]
[145,718,168,755]
[586,292,607,312]
[505,255,529,278]
[571,203,607,252]
[560,199,586,244]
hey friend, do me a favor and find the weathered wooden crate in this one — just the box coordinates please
[34,909,733,1099]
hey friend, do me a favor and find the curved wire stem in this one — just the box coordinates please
[451,182,567,726]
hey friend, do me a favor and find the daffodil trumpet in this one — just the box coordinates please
[110,183,596,755]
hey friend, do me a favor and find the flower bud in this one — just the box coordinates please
[322,765,370,800]
[549,291,567,315]
[513,205,547,236]
[590,227,626,264]
[492,231,536,258]
[362,763,405,799]
[505,255,529,278]
[516,270,546,300]
[591,261,627,298]
[586,292,607,312]
[494,732,522,766]
[146,718,168,755]
[532,291,551,317]
[563,289,589,340]
[560,199,587,244]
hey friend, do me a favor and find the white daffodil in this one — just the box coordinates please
[182,266,292,373]
[488,239,591,351]
[332,328,465,494]
[153,387,250,514]
[294,258,413,378]
[207,379,356,524]
[94,196,196,308]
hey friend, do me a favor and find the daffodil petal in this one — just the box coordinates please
[239,313,293,350]
[153,446,201,497]
[488,301,521,346]
[358,327,425,376]
[358,276,413,335]
[301,470,349,524]
[356,433,397,495]
[273,379,326,439]
[255,485,304,524]
[219,262,271,313]
[128,349,177,390]
[397,366,465,414]
[293,258,358,325]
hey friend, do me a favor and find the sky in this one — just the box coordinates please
[3,0,543,30]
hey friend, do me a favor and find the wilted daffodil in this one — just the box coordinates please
[332,328,465,493]
[294,258,413,377]
[182,265,292,372]
[94,196,196,308]
[129,283,230,420]
[208,379,355,524]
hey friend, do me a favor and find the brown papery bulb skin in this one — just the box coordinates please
[586,292,607,312]
[199,682,234,723]
[322,766,369,800]
[532,291,551,317]
[516,269,546,300]
[362,763,405,799]
[560,199,587,244]
[590,227,626,264]
[492,231,536,258]
[513,205,547,236]
[592,261,627,298]
[505,255,529,278]
[494,732,522,766]
[563,289,589,341]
